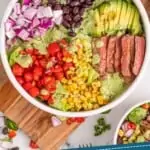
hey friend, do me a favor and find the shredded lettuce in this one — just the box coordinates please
[127,107,147,124]
[87,67,99,84]
[92,54,100,65]
[100,73,126,100]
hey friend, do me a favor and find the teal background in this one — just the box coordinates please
[65,143,150,150]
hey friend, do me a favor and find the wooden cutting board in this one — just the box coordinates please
[0,1,149,150]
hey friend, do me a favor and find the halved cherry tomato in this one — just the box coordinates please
[20,50,26,55]
[56,52,63,61]
[127,122,136,130]
[33,74,40,81]
[45,82,56,92]
[33,66,43,77]
[39,59,47,68]
[12,64,24,76]
[40,95,50,101]
[24,72,33,82]
[48,42,60,56]
[43,76,55,85]
[63,62,74,72]
[29,140,39,149]
[31,55,37,62]
[33,49,39,55]
[142,104,149,109]
[34,60,40,67]
[16,77,24,85]
[23,82,33,91]
[29,87,40,97]
[8,131,16,139]
[26,49,33,55]
[55,72,64,81]
[37,80,44,88]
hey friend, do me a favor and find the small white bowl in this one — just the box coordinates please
[0,0,150,117]
[113,100,150,144]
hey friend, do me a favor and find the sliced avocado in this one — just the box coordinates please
[127,4,136,31]
[131,8,143,35]
[114,0,123,33]
[119,0,128,31]
[107,0,118,35]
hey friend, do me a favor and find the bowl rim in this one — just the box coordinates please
[113,99,150,144]
[1,0,150,117]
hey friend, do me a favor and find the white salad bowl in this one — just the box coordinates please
[113,100,150,144]
[0,0,150,117]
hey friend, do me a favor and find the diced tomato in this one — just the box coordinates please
[37,80,44,88]
[59,39,68,47]
[16,77,24,85]
[29,87,40,97]
[63,62,74,72]
[130,123,136,130]
[43,76,56,85]
[23,82,33,91]
[55,72,64,81]
[33,49,39,55]
[20,50,26,55]
[66,118,72,125]
[52,65,63,73]
[26,49,34,55]
[76,117,85,123]
[33,67,43,77]
[48,96,54,104]
[8,131,16,139]
[37,55,44,59]
[34,60,40,66]
[12,64,24,76]
[48,42,61,56]
[56,52,63,61]
[45,82,56,92]
[141,104,149,109]
[29,140,39,149]
[40,95,50,101]
[33,74,40,81]
[39,59,47,68]
[69,118,76,122]
[62,49,71,58]
[24,72,33,82]
[32,54,37,61]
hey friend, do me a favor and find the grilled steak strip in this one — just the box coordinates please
[132,36,145,76]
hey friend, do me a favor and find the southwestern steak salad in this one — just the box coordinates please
[5,0,145,112]
[117,103,150,144]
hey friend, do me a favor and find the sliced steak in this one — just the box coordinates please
[114,36,122,72]
[132,36,145,76]
[99,36,109,76]
[107,36,116,73]
[121,35,134,77]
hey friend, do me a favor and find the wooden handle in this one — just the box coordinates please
[0,82,79,150]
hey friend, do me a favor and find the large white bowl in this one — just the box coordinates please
[113,100,150,144]
[0,0,150,117]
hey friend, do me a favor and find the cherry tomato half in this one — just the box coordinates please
[24,72,33,82]
[12,64,24,76]
[29,87,40,97]
[48,42,60,56]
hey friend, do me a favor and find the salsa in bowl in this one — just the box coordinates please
[114,100,150,144]
[1,0,150,117]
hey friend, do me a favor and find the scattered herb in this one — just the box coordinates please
[5,118,18,131]
[94,117,111,136]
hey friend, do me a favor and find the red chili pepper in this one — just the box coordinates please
[29,140,39,149]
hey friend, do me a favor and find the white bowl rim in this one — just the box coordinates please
[0,0,150,117]
[113,99,150,144]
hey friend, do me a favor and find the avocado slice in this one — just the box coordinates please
[127,4,136,31]
[107,0,118,35]
[131,8,143,35]
[113,0,123,33]
[119,0,128,31]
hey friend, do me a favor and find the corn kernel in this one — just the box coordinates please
[93,104,99,109]
[118,130,124,137]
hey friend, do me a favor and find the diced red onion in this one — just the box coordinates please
[22,5,29,12]
[32,17,40,28]
[23,0,32,5]
[24,8,37,20]
[43,7,53,18]
[38,27,47,35]
[14,3,21,15]
[33,0,41,6]
[51,116,62,127]
[17,29,29,40]
[16,18,25,26]
[53,10,63,20]
[54,16,63,25]
[40,18,53,29]
[6,30,16,39]
[5,22,12,32]
[125,129,134,138]
[37,6,45,18]
[34,30,41,37]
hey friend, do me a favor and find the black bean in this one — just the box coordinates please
[80,7,86,15]
[48,0,56,5]
[2,127,8,135]
[73,14,81,22]
[68,31,76,37]
[82,4,89,8]
[74,22,81,28]
[67,0,71,4]
[62,20,71,28]
[53,4,62,10]
[70,1,80,7]
[10,147,19,150]
[64,14,72,22]
[86,0,93,5]
[73,7,79,14]
[80,0,85,3]
[63,6,70,14]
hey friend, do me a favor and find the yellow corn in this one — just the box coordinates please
[118,130,124,137]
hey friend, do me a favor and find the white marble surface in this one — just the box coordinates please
[1,0,150,149]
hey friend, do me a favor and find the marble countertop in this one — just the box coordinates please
[1,0,150,149]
